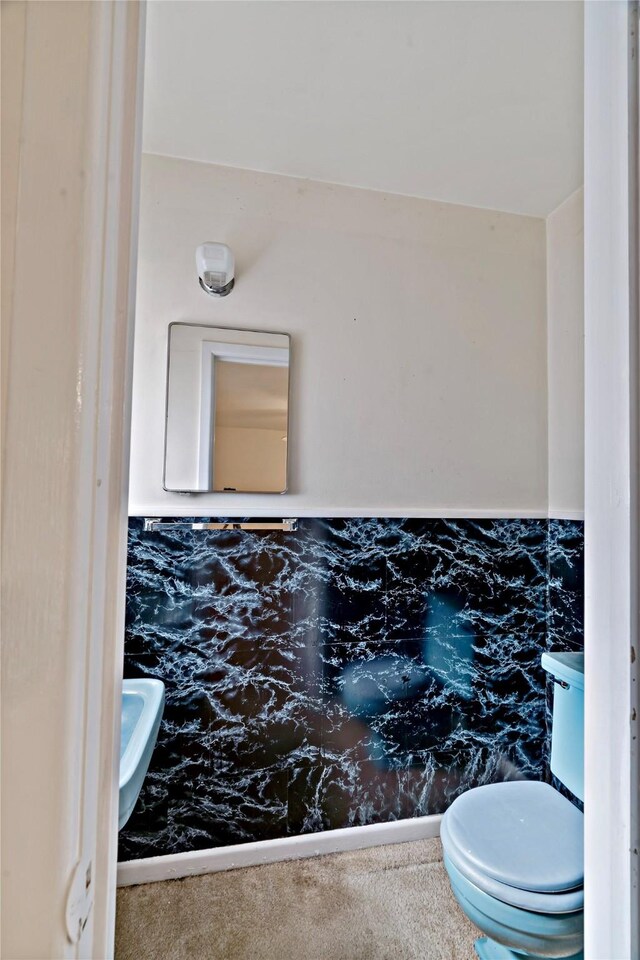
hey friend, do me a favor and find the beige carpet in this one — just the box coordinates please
[115,837,480,960]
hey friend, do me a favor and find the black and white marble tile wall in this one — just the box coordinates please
[546,519,585,809]
[118,517,584,861]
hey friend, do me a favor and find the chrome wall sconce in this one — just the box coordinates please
[196,242,235,297]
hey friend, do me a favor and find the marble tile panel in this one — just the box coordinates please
[118,517,583,860]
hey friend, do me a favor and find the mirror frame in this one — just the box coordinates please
[163,322,292,494]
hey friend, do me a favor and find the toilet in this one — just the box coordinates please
[441,651,584,960]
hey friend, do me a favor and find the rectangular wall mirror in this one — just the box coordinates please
[164,323,290,493]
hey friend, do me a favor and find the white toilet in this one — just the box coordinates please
[441,652,584,960]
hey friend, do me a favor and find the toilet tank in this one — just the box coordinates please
[541,651,584,802]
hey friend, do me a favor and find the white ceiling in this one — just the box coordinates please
[142,0,583,218]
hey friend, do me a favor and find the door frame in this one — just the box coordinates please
[1,2,145,957]
[584,2,639,957]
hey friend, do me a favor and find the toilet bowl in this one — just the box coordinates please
[441,652,584,960]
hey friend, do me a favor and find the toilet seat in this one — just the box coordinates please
[441,780,584,914]
[441,817,584,913]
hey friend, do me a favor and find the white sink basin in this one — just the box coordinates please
[119,678,165,830]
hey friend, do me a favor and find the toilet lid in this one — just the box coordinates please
[442,781,583,893]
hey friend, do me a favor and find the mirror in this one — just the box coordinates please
[164,323,290,493]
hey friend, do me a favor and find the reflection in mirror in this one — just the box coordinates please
[164,323,290,493]
[213,359,288,492]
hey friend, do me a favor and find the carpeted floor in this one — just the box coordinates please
[115,837,480,960]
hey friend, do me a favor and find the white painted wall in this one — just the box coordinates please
[546,189,584,518]
[129,154,548,517]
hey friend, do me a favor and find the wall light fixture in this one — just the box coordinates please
[196,242,235,297]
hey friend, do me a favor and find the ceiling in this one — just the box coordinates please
[142,1,583,218]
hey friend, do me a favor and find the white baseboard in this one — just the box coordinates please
[117,814,442,887]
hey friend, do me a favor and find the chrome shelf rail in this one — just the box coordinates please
[143,518,298,533]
